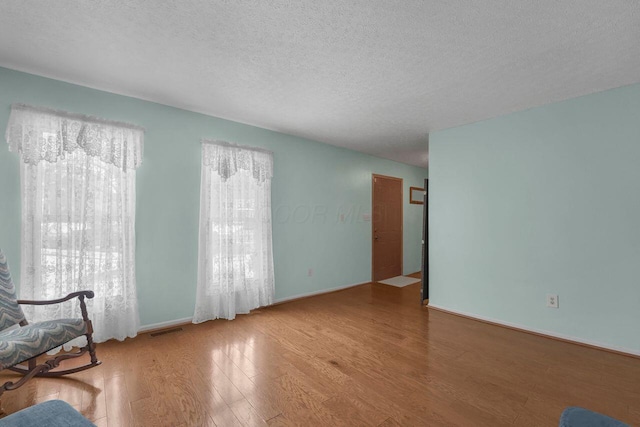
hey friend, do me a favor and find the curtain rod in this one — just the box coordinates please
[201,138,273,155]
[11,103,146,132]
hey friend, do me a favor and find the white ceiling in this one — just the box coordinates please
[1,1,639,168]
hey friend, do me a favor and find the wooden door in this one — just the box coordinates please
[372,174,403,282]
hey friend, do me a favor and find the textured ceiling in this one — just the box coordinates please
[1,1,639,167]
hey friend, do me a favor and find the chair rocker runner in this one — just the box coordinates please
[0,250,101,397]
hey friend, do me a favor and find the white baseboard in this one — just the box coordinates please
[138,316,193,333]
[428,303,640,357]
[137,281,370,332]
[273,280,370,304]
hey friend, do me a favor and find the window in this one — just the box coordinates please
[194,140,275,322]
[6,103,143,342]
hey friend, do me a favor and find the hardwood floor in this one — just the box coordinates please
[1,279,639,426]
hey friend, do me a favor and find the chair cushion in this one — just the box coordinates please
[0,319,88,369]
[0,250,26,331]
[0,399,95,427]
[559,407,629,427]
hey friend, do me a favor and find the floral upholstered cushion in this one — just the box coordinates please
[0,319,88,369]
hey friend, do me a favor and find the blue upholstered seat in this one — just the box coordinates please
[0,319,88,370]
[560,407,629,427]
[0,399,95,427]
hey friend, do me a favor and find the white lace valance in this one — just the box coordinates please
[5,104,144,170]
[202,139,273,182]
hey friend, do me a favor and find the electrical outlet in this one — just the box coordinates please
[308,268,313,277]
[546,294,559,308]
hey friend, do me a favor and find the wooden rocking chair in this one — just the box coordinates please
[0,250,101,397]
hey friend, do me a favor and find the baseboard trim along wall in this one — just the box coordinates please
[272,281,370,305]
[428,304,640,359]
[136,280,371,334]
[138,317,193,334]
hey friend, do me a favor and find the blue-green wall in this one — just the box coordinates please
[430,83,640,353]
[0,67,428,328]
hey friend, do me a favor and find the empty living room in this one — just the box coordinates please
[0,1,639,426]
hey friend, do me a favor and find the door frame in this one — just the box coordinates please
[421,178,428,304]
[371,173,403,282]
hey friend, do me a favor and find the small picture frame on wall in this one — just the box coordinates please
[410,186,425,204]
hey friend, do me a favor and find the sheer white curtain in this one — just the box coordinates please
[194,140,275,322]
[5,104,143,343]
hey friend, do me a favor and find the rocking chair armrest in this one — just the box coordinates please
[17,290,95,306]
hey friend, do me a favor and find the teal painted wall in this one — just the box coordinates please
[0,67,428,327]
[430,83,640,353]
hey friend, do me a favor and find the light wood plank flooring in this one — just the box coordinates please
[1,279,639,426]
